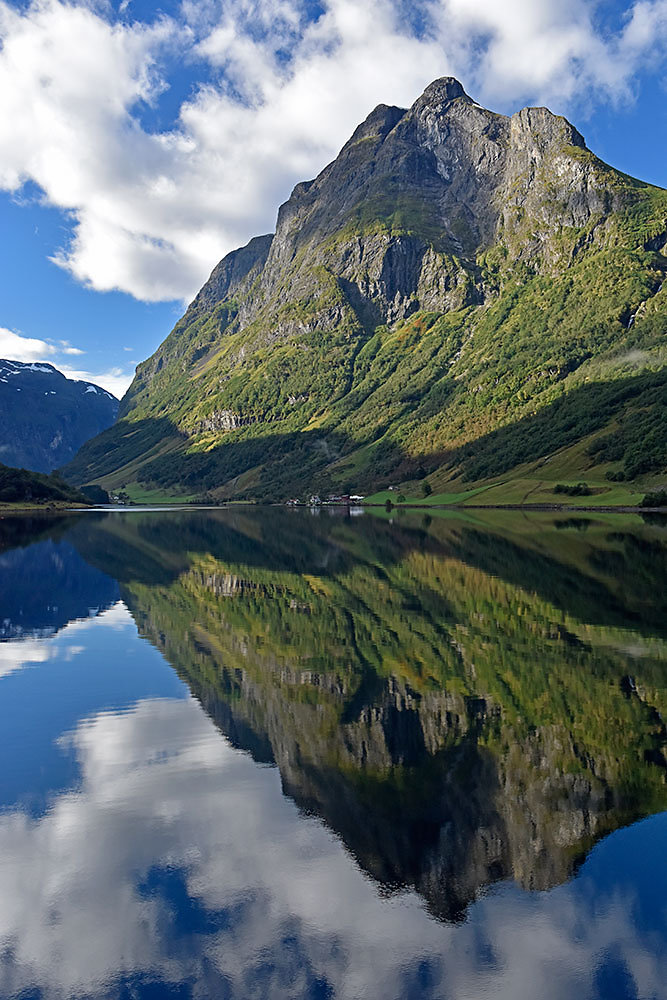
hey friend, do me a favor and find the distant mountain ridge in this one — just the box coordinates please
[0,359,118,473]
[62,77,666,503]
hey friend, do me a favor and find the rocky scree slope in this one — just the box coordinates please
[62,78,667,500]
[0,360,118,473]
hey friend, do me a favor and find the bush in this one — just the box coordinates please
[421,480,432,497]
[80,484,110,504]
[554,482,592,497]
[641,489,667,508]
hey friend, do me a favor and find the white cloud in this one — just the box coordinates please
[0,326,130,394]
[58,364,132,397]
[51,601,135,636]
[0,640,54,679]
[58,341,85,356]
[0,0,665,304]
[0,327,56,362]
[0,604,131,674]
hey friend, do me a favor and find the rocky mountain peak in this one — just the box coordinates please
[346,102,406,145]
[63,74,666,503]
[168,77,623,348]
[414,75,470,109]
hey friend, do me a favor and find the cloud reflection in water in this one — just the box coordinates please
[0,687,665,1000]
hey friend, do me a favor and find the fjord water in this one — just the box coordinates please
[1,509,666,999]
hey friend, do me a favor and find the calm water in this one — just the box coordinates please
[0,507,666,1000]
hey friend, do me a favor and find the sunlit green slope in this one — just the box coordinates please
[62,79,667,504]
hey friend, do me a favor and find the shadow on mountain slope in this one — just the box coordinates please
[60,369,667,498]
[445,369,667,484]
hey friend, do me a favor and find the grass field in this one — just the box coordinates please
[364,477,649,508]
[122,484,199,505]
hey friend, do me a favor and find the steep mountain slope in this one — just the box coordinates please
[62,78,667,502]
[0,360,118,473]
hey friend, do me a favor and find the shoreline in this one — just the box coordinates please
[0,502,91,514]
[360,502,667,513]
[2,500,666,515]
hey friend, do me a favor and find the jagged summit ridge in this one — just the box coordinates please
[195,75,602,332]
[62,77,666,502]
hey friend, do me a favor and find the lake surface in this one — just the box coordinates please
[0,506,666,999]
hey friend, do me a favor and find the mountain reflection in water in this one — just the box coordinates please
[0,507,666,999]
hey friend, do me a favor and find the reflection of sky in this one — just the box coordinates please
[0,603,186,815]
[0,610,666,999]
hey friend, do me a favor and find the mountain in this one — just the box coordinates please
[0,359,118,473]
[61,78,667,504]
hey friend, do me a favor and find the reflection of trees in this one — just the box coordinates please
[50,506,667,923]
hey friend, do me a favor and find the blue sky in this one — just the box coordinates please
[0,0,665,397]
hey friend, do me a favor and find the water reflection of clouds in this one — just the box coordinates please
[55,600,136,635]
[0,639,54,678]
[0,601,136,677]
[0,696,665,1000]
[0,603,133,681]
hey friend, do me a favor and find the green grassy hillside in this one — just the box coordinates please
[61,79,667,505]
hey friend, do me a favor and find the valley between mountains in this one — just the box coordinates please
[61,77,667,507]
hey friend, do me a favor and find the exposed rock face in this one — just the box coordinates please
[0,360,118,473]
[191,233,273,318]
[187,77,601,330]
[61,76,666,497]
[198,409,255,432]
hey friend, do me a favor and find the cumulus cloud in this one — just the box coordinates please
[57,364,133,397]
[0,602,120,678]
[0,640,54,680]
[53,600,136,635]
[0,0,665,303]
[0,325,132,394]
[58,341,85,356]
[0,327,57,362]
